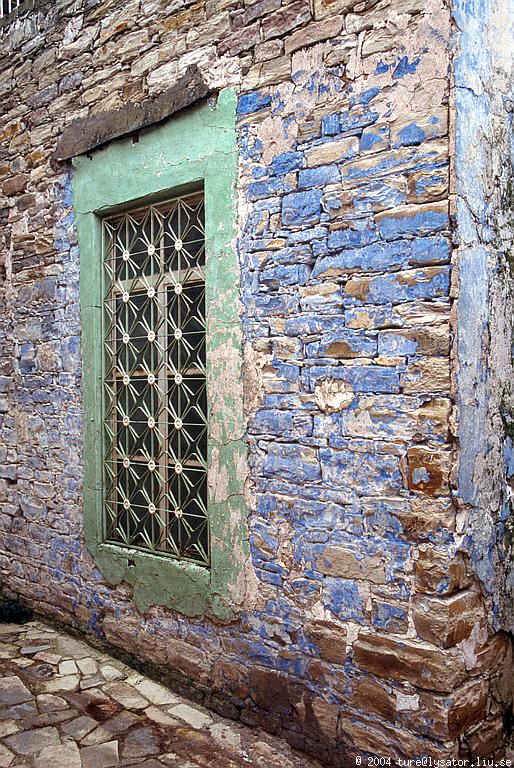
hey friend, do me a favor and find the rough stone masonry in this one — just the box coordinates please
[0,0,513,764]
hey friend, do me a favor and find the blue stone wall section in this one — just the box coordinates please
[453,0,514,629]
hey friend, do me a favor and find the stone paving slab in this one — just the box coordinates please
[0,621,323,768]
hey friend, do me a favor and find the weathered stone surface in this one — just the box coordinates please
[316,546,386,583]
[405,446,451,496]
[352,633,467,692]
[54,65,210,160]
[413,546,472,595]
[412,590,484,648]
[0,676,32,706]
[305,621,347,664]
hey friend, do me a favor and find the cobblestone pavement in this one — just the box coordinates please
[0,621,323,768]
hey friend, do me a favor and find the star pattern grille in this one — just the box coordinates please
[102,193,209,565]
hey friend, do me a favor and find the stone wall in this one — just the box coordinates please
[0,0,512,762]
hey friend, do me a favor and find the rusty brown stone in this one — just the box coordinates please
[414,545,472,595]
[347,676,396,722]
[464,716,504,758]
[305,621,347,664]
[406,446,451,496]
[352,632,467,692]
[250,668,299,714]
[412,590,484,648]
[3,174,30,196]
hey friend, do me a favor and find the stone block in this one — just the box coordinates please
[413,546,471,595]
[322,577,367,622]
[347,676,408,726]
[305,329,377,359]
[405,680,488,740]
[412,590,484,648]
[3,174,29,196]
[306,136,359,167]
[375,202,449,241]
[305,621,347,664]
[402,357,451,394]
[285,16,344,54]
[299,164,340,189]
[316,546,386,583]
[263,443,321,483]
[237,90,271,116]
[378,325,450,357]
[306,363,401,394]
[313,0,355,20]
[338,711,457,760]
[344,267,450,305]
[314,379,354,413]
[372,601,409,633]
[391,110,448,149]
[319,446,402,494]
[262,1,311,40]
[250,668,303,714]
[282,190,323,227]
[254,38,284,63]
[352,633,467,692]
[406,446,451,496]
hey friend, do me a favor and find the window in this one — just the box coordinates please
[103,194,209,564]
[73,90,248,618]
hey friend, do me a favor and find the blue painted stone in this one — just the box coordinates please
[313,241,410,277]
[322,113,341,136]
[339,107,379,133]
[263,443,321,483]
[378,332,418,357]
[377,207,448,240]
[271,151,305,175]
[260,263,310,288]
[250,410,294,436]
[327,219,378,249]
[322,578,366,622]
[305,365,401,394]
[373,602,407,631]
[345,266,450,305]
[357,87,380,106]
[252,293,299,316]
[285,315,347,336]
[248,176,296,201]
[410,235,450,265]
[397,123,426,147]
[282,190,323,227]
[319,447,402,493]
[305,330,377,359]
[288,226,327,245]
[360,127,388,152]
[238,91,272,115]
[299,165,340,189]
[392,56,420,80]
[263,245,312,265]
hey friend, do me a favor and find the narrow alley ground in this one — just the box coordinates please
[0,620,323,768]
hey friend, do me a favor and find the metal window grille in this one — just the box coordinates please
[1,0,21,19]
[102,193,209,565]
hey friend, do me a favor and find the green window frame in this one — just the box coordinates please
[73,90,249,620]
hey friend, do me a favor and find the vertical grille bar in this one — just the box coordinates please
[1,0,21,20]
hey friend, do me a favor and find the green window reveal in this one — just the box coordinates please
[72,91,249,619]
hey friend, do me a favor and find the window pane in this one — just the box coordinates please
[103,193,209,565]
